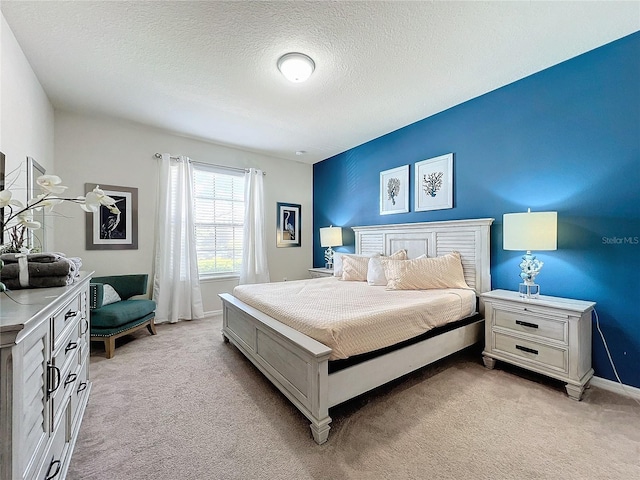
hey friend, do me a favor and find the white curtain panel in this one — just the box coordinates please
[240,168,270,284]
[153,154,204,323]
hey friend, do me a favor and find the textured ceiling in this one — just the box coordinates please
[2,1,639,164]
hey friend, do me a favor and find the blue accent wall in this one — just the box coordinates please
[313,32,640,388]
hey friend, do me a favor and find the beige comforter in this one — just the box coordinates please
[233,278,476,360]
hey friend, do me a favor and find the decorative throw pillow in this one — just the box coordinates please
[367,249,408,286]
[333,252,380,277]
[341,255,372,281]
[102,284,122,305]
[383,251,469,290]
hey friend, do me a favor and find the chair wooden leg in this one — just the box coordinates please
[105,337,116,359]
[147,318,157,335]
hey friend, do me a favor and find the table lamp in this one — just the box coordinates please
[319,225,343,269]
[503,209,557,298]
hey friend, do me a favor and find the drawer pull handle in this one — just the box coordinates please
[45,457,62,480]
[64,373,78,387]
[81,319,89,335]
[77,382,88,394]
[65,310,79,321]
[65,341,78,354]
[516,320,539,329]
[47,364,61,398]
[516,345,539,355]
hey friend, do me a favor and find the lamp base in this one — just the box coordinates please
[519,283,540,299]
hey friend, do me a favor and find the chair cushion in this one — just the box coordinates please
[90,312,155,337]
[90,299,156,329]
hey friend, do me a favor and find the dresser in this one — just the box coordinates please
[308,267,334,278]
[0,272,92,480]
[481,289,595,400]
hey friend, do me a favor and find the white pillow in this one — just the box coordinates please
[333,252,380,277]
[366,249,409,286]
[102,284,122,305]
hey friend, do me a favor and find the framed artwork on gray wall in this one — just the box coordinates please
[0,151,5,245]
[414,153,453,212]
[276,202,301,247]
[380,165,409,215]
[85,183,138,250]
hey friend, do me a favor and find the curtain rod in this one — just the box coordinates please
[153,153,266,175]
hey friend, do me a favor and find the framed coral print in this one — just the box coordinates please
[276,202,301,247]
[415,153,453,212]
[85,183,138,250]
[380,165,409,215]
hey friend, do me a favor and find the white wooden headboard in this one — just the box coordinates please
[352,218,494,294]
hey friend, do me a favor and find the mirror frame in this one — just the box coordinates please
[27,157,46,251]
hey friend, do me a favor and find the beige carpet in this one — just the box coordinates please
[68,317,640,480]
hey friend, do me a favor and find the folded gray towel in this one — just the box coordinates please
[1,260,72,280]
[2,275,72,289]
[66,257,83,278]
[0,252,63,264]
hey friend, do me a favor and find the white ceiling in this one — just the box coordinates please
[2,1,639,164]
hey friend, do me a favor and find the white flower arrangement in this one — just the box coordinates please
[0,176,119,291]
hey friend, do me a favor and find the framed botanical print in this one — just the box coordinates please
[380,165,409,215]
[415,153,453,212]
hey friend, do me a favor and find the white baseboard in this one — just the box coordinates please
[204,310,222,319]
[590,376,640,400]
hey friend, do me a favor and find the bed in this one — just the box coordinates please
[219,218,494,444]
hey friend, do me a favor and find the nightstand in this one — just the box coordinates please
[308,267,334,278]
[481,289,595,400]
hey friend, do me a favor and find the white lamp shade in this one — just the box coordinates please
[320,226,343,248]
[277,53,315,83]
[503,211,557,251]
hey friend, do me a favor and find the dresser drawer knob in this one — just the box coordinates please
[516,320,539,329]
[64,372,78,387]
[65,310,79,321]
[516,344,539,355]
[44,457,62,480]
[47,364,61,398]
[65,341,78,354]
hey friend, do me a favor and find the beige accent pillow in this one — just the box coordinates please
[366,249,408,285]
[333,252,380,277]
[341,255,372,282]
[383,251,469,290]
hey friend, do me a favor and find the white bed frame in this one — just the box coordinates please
[220,218,494,444]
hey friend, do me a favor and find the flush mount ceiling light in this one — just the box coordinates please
[277,52,315,83]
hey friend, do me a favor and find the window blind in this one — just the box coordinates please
[192,165,244,276]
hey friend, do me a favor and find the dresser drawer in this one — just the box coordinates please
[70,361,89,430]
[493,332,568,373]
[37,403,68,480]
[51,317,81,374]
[52,294,83,349]
[493,307,567,343]
[49,348,80,431]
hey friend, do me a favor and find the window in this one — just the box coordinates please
[193,165,244,277]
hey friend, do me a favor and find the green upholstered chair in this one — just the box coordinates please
[89,274,156,359]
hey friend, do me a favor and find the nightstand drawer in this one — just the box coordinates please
[494,308,566,343]
[493,332,568,373]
